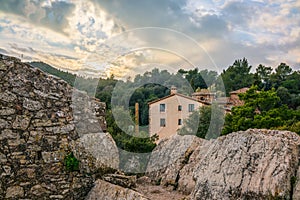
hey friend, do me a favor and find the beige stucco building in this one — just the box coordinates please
[148,88,208,141]
[148,87,248,141]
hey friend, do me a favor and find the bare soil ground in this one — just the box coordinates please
[135,183,189,200]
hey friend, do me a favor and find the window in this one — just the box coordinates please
[160,104,166,112]
[160,118,166,127]
[188,104,195,112]
[178,105,182,111]
[178,119,182,125]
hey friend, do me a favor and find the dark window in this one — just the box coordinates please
[178,105,182,111]
[188,104,195,112]
[160,118,166,127]
[178,119,182,125]
[160,104,166,112]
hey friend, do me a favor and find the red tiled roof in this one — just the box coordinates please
[229,87,249,94]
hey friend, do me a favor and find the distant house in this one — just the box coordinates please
[229,87,249,106]
[148,86,209,141]
[148,87,249,141]
[192,88,216,103]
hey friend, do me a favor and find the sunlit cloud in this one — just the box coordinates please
[0,0,299,78]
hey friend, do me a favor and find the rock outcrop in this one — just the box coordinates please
[0,54,114,199]
[146,129,300,200]
[86,179,149,200]
[146,135,204,194]
[192,129,300,200]
[103,173,137,188]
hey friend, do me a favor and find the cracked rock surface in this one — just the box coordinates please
[146,129,300,200]
[192,129,300,200]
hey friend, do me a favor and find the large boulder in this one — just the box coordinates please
[71,132,119,174]
[86,179,149,200]
[145,129,300,200]
[191,129,300,200]
[146,134,204,194]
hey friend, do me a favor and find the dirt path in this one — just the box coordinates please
[135,183,189,200]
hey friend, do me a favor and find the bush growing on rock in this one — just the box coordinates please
[64,152,79,172]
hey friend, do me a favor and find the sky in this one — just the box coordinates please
[0,0,299,78]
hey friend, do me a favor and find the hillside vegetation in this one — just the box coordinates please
[29,58,300,151]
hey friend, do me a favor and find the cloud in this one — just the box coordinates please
[0,0,127,76]
[0,0,75,35]
[0,0,299,78]
[65,0,125,53]
[222,1,261,27]
[86,0,233,75]
[91,0,187,29]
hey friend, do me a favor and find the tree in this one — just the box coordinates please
[270,63,293,89]
[200,69,218,88]
[179,104,225,139]
[184,68,207,90]
[178,68,218,91]
[217,58,254,95]
[281,71,300,94]
[253,64,272,90]
[276,86,291,106]
[222,86,300,135]
[274,63,292,81]
[106,107,158,153]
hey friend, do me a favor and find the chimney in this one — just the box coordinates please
[170,86,177,94]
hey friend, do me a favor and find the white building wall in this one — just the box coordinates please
[149,94,203,141]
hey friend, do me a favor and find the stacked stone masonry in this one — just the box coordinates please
[0,54,106,199]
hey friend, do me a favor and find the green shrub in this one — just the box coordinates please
[64,152,79,172]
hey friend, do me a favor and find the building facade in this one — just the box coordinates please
[148,87,249,141]
[192,88,216,103]
[148,90,207,141]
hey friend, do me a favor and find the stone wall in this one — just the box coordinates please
[0,54,107,199]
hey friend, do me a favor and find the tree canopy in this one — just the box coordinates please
[31,59,300,147]
[179,104,225,139]
[217,58,253,95]
[222,86,300,135]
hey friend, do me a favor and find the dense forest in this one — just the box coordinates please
[29,58,300,152]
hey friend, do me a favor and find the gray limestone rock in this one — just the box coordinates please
[146,134,204,191]
[0,108,15,116]
[23,98,42,111]
[86,179,149,200]
[191,129,300,200]
[0,61,8,71]
[0,119,7,129]
[0,91,17,102]
[103,174,137,188]
[5,186,24,198]
[293,166,300,199]
[146,129,300,200]
[71,132,119,173]
[12,115,31,130]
